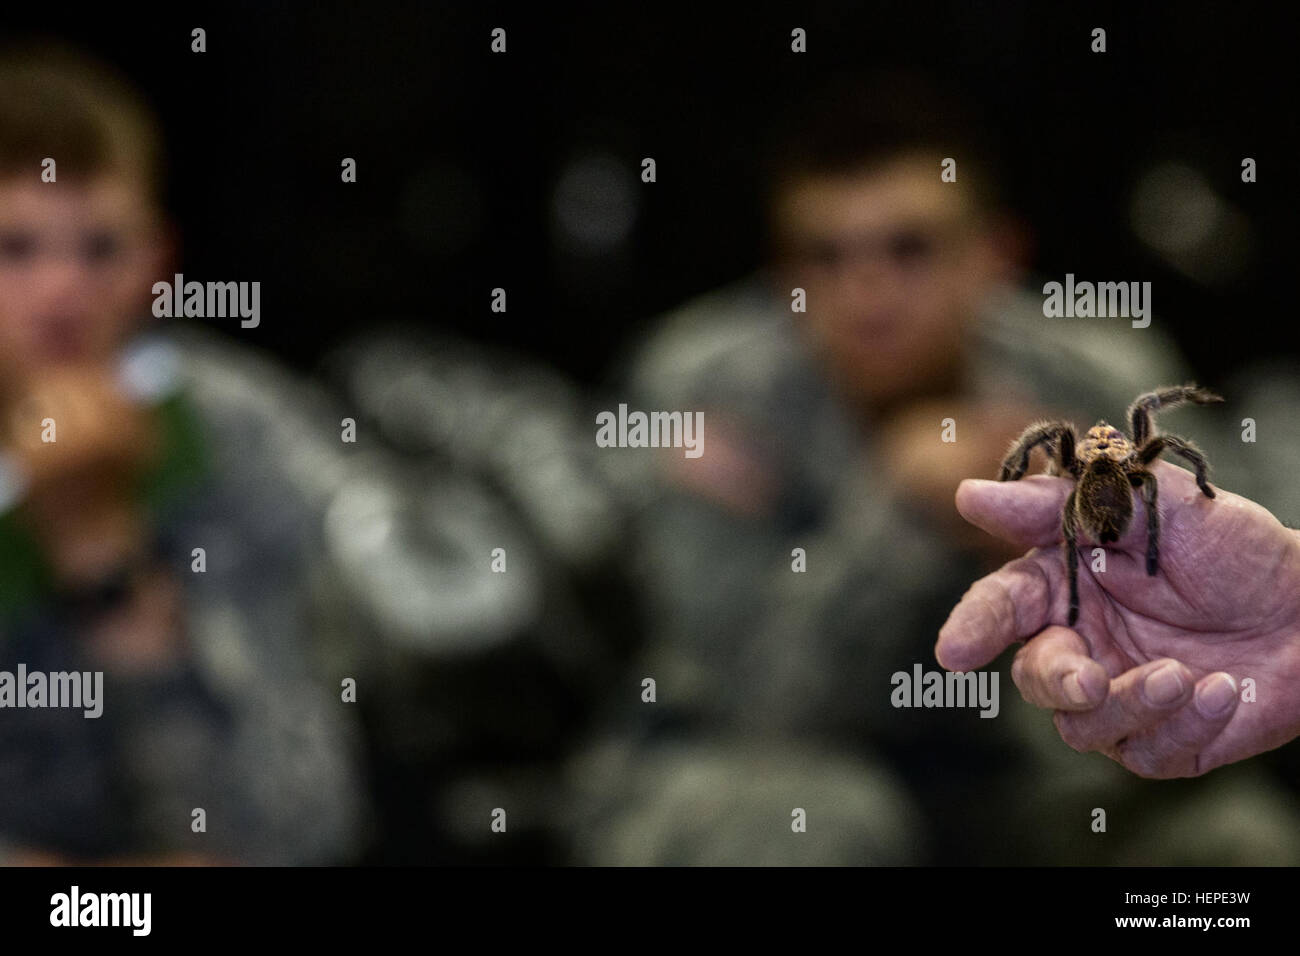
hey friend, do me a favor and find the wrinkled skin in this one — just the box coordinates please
[936,460,1300,778]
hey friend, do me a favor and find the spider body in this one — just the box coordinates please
[1074,448,1131,543]
[997,385,1223,625]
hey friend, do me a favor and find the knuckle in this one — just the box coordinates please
[970,579,1016,639]
[1010,651,1029,692]
[1054,711,1091,752]
[1164,718,1211,756]
[1117,742,1173,780]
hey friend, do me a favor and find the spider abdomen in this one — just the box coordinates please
[1076,458,1133,543]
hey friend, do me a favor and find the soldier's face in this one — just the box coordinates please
[0,176,165,377]
[773,157,1006,405]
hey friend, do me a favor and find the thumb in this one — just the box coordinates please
[954,475,1074,549]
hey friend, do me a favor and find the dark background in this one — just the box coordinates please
[2,0,1294,385]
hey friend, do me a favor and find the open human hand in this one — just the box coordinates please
[936,460,1300,777]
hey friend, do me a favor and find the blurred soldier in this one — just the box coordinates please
[569,74,1300,864]
[0,43,368,864]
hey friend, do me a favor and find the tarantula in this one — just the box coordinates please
[997,385,1223,626]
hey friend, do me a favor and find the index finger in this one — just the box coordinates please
[936,550,1061,672]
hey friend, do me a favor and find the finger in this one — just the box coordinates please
[1052,658,1195,753]
[936,551,1058,672]
[1108,672,1240,778]
[959,461,1217,556]
[1010,626,1109,710]
[954,476,1073,549]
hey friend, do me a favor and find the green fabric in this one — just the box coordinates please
[0,510,47,622]
[0,390,210,623]
[139,391,211,519]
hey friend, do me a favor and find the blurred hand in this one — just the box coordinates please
[1,363,157,586]
[657,411,780,518]
[877,396,1048,560]
[935,460,1300,777]
[3,362,154,483]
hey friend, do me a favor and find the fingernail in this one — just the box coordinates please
[1143,663,1186,706]
[1064,671,1091,706]
[1195,674,1238,717]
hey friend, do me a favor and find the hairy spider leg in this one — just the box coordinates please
[1052,425,1080,478]
[999,421,1080,481]
[1136,434,1216,498]
[1135,470,1160,575]
[1127,385,1223,447]
[1062,487,1081,626]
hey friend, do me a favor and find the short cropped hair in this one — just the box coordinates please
[760,70,1003,236]
[0,40,166,206]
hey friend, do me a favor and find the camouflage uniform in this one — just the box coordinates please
[566,271,1300,865]
[0,326,368,864]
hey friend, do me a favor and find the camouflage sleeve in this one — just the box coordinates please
[113,327,374,864]
[105,654,367,864]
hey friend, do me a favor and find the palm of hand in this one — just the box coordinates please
[1031,461,1300,765]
